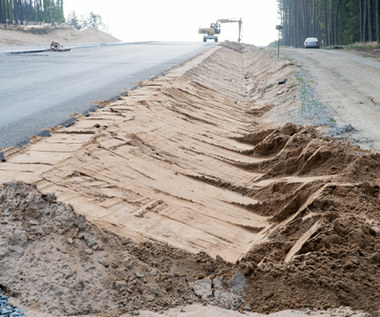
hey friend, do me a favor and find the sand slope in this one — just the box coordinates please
[0,24,120,47]
[0,43,379,316]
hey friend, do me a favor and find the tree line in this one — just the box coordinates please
[0,0,64,25]
[66,11,104,30]
[278,0,380,47]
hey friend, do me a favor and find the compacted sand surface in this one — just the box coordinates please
[0,42,379,316]
[279,47,380,153]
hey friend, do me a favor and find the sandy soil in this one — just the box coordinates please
[279,48,380,153]
[0,44,298,262]
[0,24,120,47]
[131,305,371,317]
[0,42,379,317]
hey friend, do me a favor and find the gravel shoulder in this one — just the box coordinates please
[279,48,380,152]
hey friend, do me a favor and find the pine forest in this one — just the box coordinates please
[0,0,64,25]
[278,0,380,46]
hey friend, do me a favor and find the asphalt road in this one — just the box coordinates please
[0,42,215,149]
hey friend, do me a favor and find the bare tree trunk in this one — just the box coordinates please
[301,4,304,44]
[368,0,373,41]
[18,0,23,25]
[12,0,18,25]
[295,1,299,46]
[335,0,341,44]
[8,0,12,24]
[376,0,380,42]
[36,0,40,21]
[0,0,4,24]
[1,0,5,24]
[329,0,334,45]
[324,0,329,45]
[310,0,317,36]
[292,3,297,47]
[316,3,321,40]
[360,0,363,42]
[28,0,33,24]
[363,0,367,42]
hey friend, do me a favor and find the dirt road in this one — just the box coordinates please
[282,48,380,152]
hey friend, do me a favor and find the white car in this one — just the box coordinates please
[304,37,320,48]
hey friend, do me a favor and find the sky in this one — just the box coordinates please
[64,0,280,46]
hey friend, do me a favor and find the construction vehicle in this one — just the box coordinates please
[198,18,242,43]
[50,41,71,52]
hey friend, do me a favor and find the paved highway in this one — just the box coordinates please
[0,42,215,149]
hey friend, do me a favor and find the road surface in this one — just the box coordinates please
[282,47,380,152]
[0,42,215,149]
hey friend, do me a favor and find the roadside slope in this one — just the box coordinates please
[0,43,379,316]
[0,44,296,262]
[0,25,120,46]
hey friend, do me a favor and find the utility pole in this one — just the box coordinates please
[276,25,283,58]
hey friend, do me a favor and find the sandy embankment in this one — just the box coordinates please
[0,24,120,47]
[0,43,379,317]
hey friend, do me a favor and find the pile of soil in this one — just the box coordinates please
[0,182,219,316]
[234,124,380,314]
[0,24,119,47]
[0,43,379,316]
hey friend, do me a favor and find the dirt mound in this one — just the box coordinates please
[0,24,120,47]
[231,126,380,315]
[0,181,220,316]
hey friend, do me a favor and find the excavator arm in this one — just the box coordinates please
[216,18,242,43]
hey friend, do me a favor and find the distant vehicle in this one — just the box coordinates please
[304,37,320,48]
[50,41,71,52]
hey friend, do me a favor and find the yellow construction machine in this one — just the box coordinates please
[198,18,242,43]
[50,41,71,52]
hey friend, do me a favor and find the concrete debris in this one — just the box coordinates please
[189,278,213,301]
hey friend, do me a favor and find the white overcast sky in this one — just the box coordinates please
[64,0,280,46]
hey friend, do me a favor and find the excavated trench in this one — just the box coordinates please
[0,42,379,316]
